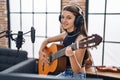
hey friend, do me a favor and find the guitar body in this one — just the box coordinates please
[38,43,66,75]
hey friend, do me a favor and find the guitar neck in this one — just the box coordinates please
[51,34,102,62]
[51,43,77,61]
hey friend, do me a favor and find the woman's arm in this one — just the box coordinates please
[65,35,86,73]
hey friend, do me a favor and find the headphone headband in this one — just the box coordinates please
[72,4,84,16]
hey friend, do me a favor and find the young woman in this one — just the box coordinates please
[39,4,88,79]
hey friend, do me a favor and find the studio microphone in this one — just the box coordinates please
[16,31,23,50]
[31,27,35,43]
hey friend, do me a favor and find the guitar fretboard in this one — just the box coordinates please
[51,43,77,61]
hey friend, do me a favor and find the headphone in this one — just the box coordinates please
[59,4,84,28]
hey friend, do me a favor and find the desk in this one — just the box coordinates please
[86,67,120,79]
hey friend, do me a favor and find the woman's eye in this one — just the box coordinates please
[61,15,72,20]
[67,16,71,19]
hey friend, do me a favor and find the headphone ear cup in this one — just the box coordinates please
[74,15,84,28]
[59,15,61,23]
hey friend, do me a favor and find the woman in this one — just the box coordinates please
[39,4,88,79]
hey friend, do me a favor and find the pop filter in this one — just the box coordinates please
[31,27,35,43]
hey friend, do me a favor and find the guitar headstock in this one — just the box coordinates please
[79,34,102,48]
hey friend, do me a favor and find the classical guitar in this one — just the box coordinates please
[38,34,102,75]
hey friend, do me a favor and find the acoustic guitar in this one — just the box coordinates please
[38,34,102,75]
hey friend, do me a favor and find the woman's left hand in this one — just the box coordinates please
[65,46,74,57]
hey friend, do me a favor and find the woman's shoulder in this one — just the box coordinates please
[60,31,67,39]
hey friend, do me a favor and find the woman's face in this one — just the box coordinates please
[61,10,75,32]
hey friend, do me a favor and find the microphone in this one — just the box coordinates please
[31,27,35,43]
[16,31,23,50]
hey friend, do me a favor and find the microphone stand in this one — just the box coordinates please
[0,30,14,41]
[0,30,23,52]
[0,30,9,38]
[0,28,35,58]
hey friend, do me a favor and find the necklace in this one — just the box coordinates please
[67,32,80,37]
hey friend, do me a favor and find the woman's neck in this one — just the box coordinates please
[67,27,75,33]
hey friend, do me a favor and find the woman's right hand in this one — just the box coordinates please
[39,50,50,65]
